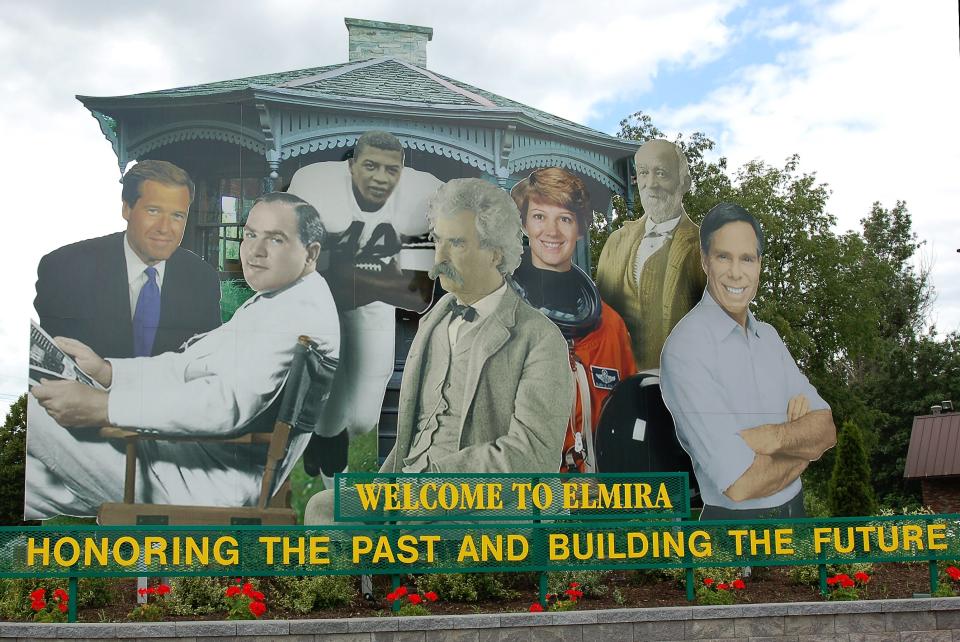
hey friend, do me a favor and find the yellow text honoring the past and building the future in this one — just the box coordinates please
[350,481,674,512]
[24,524,951,569]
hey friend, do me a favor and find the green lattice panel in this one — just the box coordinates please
[3,515,958,579]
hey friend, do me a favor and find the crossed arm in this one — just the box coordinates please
[661,337,837,505]
[725,401,836,502]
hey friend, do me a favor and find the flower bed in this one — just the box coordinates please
[0,563,945,623]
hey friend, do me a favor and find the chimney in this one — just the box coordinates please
[944,400,954,412]
[932,405,942,415]
[345,18,433,67]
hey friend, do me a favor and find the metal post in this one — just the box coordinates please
[930,560,939,594]
[391,574,401,613]
[685,566,695,601]
[538,571,548,607]
[68,576,78,623]
[818,564,828,596]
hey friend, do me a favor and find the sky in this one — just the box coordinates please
[1,0,958,404]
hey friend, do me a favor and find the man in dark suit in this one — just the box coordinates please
[34,160,222,358]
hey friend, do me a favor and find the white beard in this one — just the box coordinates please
[640,188,684,224]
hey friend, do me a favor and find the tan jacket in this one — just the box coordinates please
[381,285,574,474]
[596,213,706,370]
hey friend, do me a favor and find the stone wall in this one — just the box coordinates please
[4,597,960,641]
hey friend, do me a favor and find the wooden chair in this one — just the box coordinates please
[97,335,338,525]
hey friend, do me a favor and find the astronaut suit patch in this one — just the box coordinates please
[590,366,620,390]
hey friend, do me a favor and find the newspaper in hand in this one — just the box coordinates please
[29,320,104,390]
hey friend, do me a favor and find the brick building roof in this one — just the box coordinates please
[904,412,960,478]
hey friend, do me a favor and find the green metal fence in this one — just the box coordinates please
[5,473,958,621]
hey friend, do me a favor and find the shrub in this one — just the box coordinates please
[827,421,877,517]
[78,577,118,609]
[268,576,355,613]
[167,576,224,616]
[127,602,164,622]
[788,562,873,586]
[547,570,610,599]
[529,581,583,612]
[0,579,69,620]
[696,577,746,606]
[662,566,742,587]
[416,573,517,603]
[385,585,438,615]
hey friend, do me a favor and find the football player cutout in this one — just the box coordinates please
[287,131,443,486]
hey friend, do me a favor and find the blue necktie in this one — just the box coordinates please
[133,266,161,357]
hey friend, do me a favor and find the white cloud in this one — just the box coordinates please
[656,0,960,333]
[1,0,957,402]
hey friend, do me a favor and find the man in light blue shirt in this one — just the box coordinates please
[660,202,836,519]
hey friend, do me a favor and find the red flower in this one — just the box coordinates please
[58,601,68,614]
[395,586,408,597]
[248,601,267,618]
[30,589,45,601]
[157,584,171,595]
[242,582,255,597]
[545,592,557,600]
[840,577,855,588]
[30,600,45,612]
[138,588,148,597]
[385,591,398,602]
[568,582,580,588]
[564,589,583,600]
[854,572,870,584]
[424,591,438,602]
[703,578,714,586]
[717,583,730,590]
[826,577,838,586]
[529,602,544,612]
[408,594,423,605]
[53,589,69,601]
[947,566,960,581]
[225,585,242,598]
[146,587,156,595]
[732,579,746,590]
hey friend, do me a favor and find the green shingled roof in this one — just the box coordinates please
[107,57,619,142]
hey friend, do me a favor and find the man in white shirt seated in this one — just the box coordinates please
[26,192,340,519]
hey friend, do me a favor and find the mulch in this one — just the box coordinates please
[56,563,938,622]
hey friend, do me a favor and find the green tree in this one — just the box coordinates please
[0,395,28,525]
[595,112,943,507]
[590,111,731,272]
[827,420,877,516]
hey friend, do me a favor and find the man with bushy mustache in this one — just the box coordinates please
[305,179,573,523]
[596,139,706,370]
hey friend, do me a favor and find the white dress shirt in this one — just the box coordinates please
[660,290,829,510]
[447,281,508,348]
[632,215,682,286]
[123,233,166,319]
